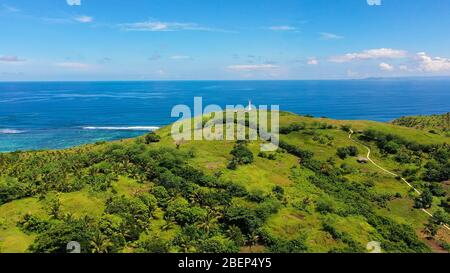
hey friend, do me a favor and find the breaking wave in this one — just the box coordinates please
[82,126,159,131]
[0,129,25,134]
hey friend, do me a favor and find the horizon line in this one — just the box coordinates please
[1,75,450,83]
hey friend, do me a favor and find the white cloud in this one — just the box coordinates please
[0,55,25,62]
[269,25,296,31]
[330,48,407,63]
[415,52,450,72]
[56,62,91,70]
[120,20,229,32]
[227,64,279,71]
[67,0,81,6]
[307,58,319,65]
[367,0,382,6]
[75,15,93,23]
[319,32,344,40]
[379,62,394,71]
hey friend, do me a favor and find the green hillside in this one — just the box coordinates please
[0,111,449,253]
[392,112,450,135]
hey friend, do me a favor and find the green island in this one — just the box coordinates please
[0,111,449,253]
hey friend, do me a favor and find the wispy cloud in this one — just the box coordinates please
[0,55,26,62]
[97,57,112,64]
[55,62,91,70]
[319,32,344,40]
[66,0,81,6]
[227,64,279,71]
[148,53,162,61]
[330,48,407,63]
[2,4,20,13]
[307,58,319,65]
[170,55,192,60]
[74,15,93,23]
[268,25,297,31]
[120,20,232,33]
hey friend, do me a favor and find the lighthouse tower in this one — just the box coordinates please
[247,100,253,111]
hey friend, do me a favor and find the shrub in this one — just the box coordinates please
[272,185,285,200]
[136,236,171,253]
[316,199,335,214]
[429,183,446,197]
[230,143,253,164]
[336,146,359,159]
[17,214,49,233]
[414,189,433,209]
[29,216,96,253]
[264,233,308,253]
[224,206,263,235]
[144,133,161,144]
[0,176,27,204]
[279,122,306,134]
[227,142,254,169]
[152,186,171,208]
[341,124,352,132]
[247,189,266,203]
[383,141,401,154]
[278,141,314,161]
[165,197,207,226]
[196,237,239,253]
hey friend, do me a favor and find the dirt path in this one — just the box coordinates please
[348,129,450,232]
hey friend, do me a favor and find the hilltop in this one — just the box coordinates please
[392,112,450,135]
[0,111,449,253]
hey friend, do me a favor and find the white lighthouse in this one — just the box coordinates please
[246,100,253,111]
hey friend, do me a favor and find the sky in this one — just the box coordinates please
[1,0,450,81]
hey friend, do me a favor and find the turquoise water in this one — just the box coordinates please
[1,79,449,152]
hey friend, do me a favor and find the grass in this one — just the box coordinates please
[59,190,105,218]
[0,198,44,253]
[0,189,106,252]
[113,176,152,197]
[0,111,449,253]
[392,112,450,133]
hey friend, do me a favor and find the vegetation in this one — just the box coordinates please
[144,132,161,144]
[336,146,359,159]
[227,141,254,170]
[392,112,450,135]
[0,111,449,253]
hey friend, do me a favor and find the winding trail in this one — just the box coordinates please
[348,129,450,232]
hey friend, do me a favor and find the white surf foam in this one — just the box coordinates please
[0,129,25,134]
[82,126,159,131]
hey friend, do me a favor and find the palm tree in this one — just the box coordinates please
[227,225,244,247]
[197,209,220,235]
[90,233,113,253]
[161,217,176,231]
[177,235,195,253]
[247,232,260,253]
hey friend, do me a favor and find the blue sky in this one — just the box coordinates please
[1,0,450,80]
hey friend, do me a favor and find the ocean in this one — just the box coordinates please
[0,79,449,152]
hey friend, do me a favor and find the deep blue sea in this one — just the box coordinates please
[0,80,449,152]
